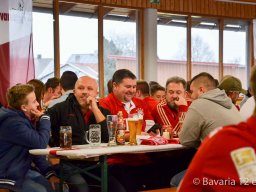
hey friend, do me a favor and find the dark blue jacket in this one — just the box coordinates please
[0,107,54,189]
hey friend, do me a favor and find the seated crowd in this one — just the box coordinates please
[0,67,256,192]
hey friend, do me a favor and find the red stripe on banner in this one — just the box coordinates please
[9,34,35,86]
[0,41,10,107]
[0,34,34,107]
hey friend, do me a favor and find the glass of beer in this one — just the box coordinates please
[60,126,72,149]
[137,116,143,135]
[127,114,139,145]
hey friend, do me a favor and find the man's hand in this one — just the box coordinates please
[174,95,187,106]
[86,96,105,123]
[31,108,44,119]
[86,96,99,112]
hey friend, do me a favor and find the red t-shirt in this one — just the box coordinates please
[178,116,256,192]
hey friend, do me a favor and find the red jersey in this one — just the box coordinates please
[99,93,153,166]
[143,96,158,113]
[99,93,153,130]
[178,116,256,192]
[151,100,189,131]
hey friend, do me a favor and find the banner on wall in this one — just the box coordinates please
[0,0,34,106]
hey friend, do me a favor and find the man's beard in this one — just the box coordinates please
[167,101,179,112]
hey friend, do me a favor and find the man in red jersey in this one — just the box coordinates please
[178,66,256,192]
[152,76,189,133]
[135,80,158,114]
[99,69,153,131]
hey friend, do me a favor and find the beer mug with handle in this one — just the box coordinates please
[85,124,101,146]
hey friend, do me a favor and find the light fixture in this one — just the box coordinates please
[200,22,216,26]
[225,24,241,28]
[171,19,186,23]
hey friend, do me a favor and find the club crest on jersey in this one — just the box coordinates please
[231,147,256,183]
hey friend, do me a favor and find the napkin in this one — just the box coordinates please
[140,136,168,145]
[49,147,78,155]
[167,138,180,144]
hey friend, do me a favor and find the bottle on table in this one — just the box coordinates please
[116,111,125,145]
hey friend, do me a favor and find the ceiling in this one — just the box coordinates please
[32,0,136,21]
[32,0,249,31]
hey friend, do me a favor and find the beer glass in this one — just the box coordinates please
[60,126,72,148]
[85,124,101,146]
[137,116,143,135]
[107,115,118,146]
[127,114,139,145]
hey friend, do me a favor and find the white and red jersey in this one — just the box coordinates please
[178,116,256,192]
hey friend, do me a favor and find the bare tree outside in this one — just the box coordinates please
[174,35,216,62]
[109,33,136,56]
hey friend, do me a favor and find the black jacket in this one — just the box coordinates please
[47,94,109,147]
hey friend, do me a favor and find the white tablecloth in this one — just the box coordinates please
[29,143,185,158]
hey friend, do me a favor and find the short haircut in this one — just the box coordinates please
[150,84,165,95]
[149,81,159,88]
[136,80,150,95]
[214,79,219,87]
[112,69,136,84]
[250,66,256,101]
[166,76,186,89]
[27,79,45,105]
[107,79,113,94]
[7,84,34,109]
[190,72,216,90]
[60,71,78,91]
[186,81,191,93]
[45,77,60,92]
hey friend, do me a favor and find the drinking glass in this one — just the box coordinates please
[127,114,139,145]
[107,115,118,146]
[60,126,72,148]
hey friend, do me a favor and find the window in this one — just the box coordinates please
[157,14,187,86]
[103,8,137,95]
[59,14,98,81]
[33,12,54,82]
[191,17,219,79]
[223,20,248,89]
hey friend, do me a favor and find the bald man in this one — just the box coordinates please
[47,76,110,192]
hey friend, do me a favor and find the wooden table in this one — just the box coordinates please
[29,143,185,192]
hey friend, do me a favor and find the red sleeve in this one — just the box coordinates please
[179,126,255,192]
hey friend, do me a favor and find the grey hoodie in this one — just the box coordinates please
[179,88,242,148]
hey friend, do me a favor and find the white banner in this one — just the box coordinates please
[0,0,32,45]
